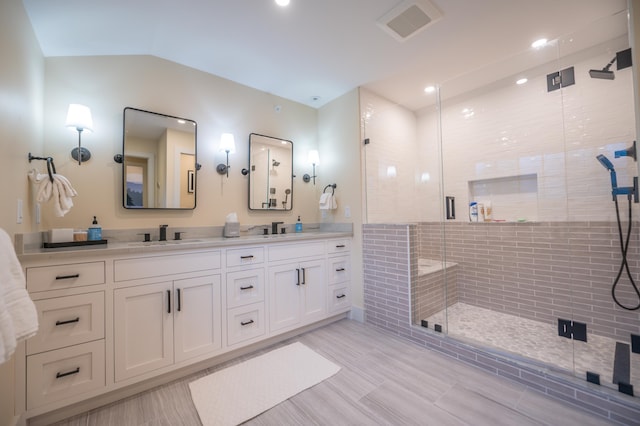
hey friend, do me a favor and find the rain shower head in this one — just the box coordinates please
[596,154,615,172]
[272,159,280,167]
[589,56,616,80]
[589,69,615,79]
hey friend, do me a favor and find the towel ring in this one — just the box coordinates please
[323,183,336,195]
[28,153,56,183]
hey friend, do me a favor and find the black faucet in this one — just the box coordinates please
[159,224,168,241]
[271,221,284,235]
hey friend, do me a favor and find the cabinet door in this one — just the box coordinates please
[114,282,173,382]
[268,264,302,332]
[174,275,222,363]
[299,260,326,324]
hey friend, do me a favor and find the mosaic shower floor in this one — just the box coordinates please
[424,303,640,393]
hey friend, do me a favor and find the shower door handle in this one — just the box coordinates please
[445,196,455,220]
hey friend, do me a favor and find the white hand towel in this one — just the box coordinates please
[319,193,338,210]
[319,193,331,209]
[28,169,78,217]
[0,228,38,365]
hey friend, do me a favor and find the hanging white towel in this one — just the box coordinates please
[319,193,337,210]
[0,228,38,365]
[28,169,78,217]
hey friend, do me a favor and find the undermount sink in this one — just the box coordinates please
[128,239,202,247]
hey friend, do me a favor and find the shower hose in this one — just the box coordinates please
[612,194,640,310]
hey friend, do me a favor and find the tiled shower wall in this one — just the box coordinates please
[418,221,640,341]
[363,223,640,424]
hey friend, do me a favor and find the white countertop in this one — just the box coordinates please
[18,230,353,263]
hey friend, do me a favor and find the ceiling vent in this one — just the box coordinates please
[377,0,443,42]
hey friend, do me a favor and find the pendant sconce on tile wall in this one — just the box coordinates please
[303,150,319,185]
[66,104,93,165]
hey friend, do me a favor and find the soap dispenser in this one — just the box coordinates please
[295,216,303,233]
[88,216,102,241]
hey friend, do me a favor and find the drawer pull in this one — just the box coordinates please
[336,244,346,248]
[240,285,254,290]
[55,273,80,280]
[240,255,254,259]
[240,319,254,326]
[56,367,80,379]
[336,294,346,299]
[55,317,80,326]
[336,267,345,272]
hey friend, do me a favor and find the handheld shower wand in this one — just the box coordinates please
[596,153,640,310]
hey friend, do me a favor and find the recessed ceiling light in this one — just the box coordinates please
[275,0,290,6]
[424,85,435,93]
[531,38,548,49]
[516,78,528,85]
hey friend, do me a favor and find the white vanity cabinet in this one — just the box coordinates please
[268,242,327,333]
[113,251,223,382]
[114,274,222,381]
[17,233,352,423]
[23,261,107,410]
[225,246,266,346]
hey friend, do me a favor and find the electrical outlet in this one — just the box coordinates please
[344,206,351,218]
[17,199,23,224]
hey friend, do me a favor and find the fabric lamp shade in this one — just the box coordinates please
[220,133,236,153]
[65,104,93,132]
[308,150,320,165]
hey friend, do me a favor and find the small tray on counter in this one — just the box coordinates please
[42,239,108,249]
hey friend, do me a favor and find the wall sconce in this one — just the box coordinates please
[303,150,319,184]
[216,133,236,177]
[66,104,93,165]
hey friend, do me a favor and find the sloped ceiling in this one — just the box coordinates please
[22,0,628,110]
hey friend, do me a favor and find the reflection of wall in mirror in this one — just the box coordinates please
[180,155,195,208]
[268,144,292,209]
[126,135,158,208]
[251,149,270,208]
[165,128,195,208]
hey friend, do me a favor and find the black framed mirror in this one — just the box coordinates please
[247,133,293,210]
[119,107,197,209]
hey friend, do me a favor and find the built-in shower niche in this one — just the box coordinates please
[411,259,458,329]
[468,173,538,222]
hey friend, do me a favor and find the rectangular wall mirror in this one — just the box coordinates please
[120,107,197,209]
[248,133,293,210]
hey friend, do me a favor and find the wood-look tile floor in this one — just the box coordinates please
[52,319,615,426]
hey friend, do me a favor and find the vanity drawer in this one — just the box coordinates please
[327,284,350,314]
[327,239,351,255]
[27,292,105,355]
[26,262,105,293]
[227,303,265,346]
[226,246,264,268]
[268,242,325,262]
[26,340,105,409]
[226,268,265,308]
[114,251,221,282]
[328,256,350,285]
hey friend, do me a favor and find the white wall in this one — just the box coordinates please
[363,38,637,224]
[318,89,364,311]
[38,55,320,231]
[0,0,44,424]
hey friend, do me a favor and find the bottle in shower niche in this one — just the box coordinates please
[87,216,102,241]
[477,203,485,222]
[295,216,303,233]
[484,201,493,222]
[469,202,478,222]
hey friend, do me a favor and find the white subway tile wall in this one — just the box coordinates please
[362,48,636,223]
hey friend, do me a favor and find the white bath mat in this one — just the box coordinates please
[189,342,340,426]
